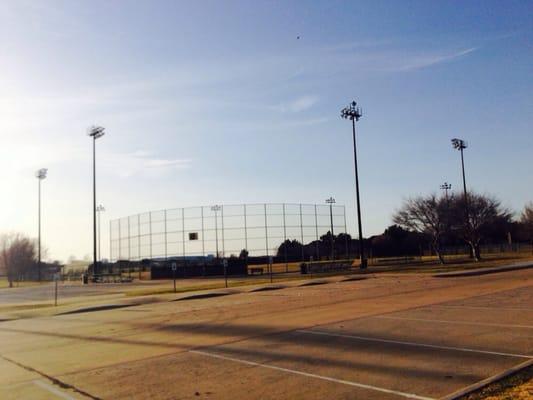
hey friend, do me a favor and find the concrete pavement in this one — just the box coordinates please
[0,269,531,399]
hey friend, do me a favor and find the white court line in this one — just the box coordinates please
[297,330,532,359]
[33,380,77,400]
[374,315,533,329]
[431,305,533,313]
[190,349,435,400]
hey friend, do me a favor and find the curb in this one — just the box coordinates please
[434,263,533,278]
[441,358,533,400]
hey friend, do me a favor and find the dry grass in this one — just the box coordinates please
[0,278,42,289]
[460,365,533,400]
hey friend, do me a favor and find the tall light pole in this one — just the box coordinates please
[451,138,469,226]
[440,182,452,201]
[96,205,105,262]
[35,168,47,281]
[88,126,105,275]
[211,205,221,258]
[341,101,367,269]
[325,197,336,259]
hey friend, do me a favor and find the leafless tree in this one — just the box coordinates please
[521,202,533,246]
[452,193,511,261]
[393,194,448,264]
[0,233,37,287]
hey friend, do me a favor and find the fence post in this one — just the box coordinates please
[118,218,122,260]
[264,203,269,260]
[221,205,225,258]
[182,208,186,261]
[109,220,113,262]
[137,214,141,261]
[128,216,132,260]
[164,209,168,260]
[149,211,153,260]
[244,204,248,252]
[201,207,205,257]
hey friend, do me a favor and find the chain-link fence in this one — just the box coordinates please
[109,203,348,262]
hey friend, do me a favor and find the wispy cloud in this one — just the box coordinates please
[383,47,478,72]
[276,95,319,113]
[101,150,191,178]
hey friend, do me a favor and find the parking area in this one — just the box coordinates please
[0,268,531,399]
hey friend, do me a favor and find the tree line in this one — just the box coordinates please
[267,192,532,264]
[0,233,61,287]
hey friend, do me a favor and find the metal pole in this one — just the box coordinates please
[329,203,334,259]
[127,216,131,261]
[92,136,97,275]
[352,118,366,269]
[299,204,304,261]
[264,204,269,258]
[38,177,41,281]
[460,148,469,225]
[137,214,141,261]
[283,203,288,272]
[214,208,219,258]
[97,209,102,262]
[173,267,176,293]
[109,220,113,262]
[244,204,248,252]
[164,209,168,260]
[149,211,153,259]
[314,204,319,260]
[118,219,122,260]
[343,206,348,258]
[201,207,205,257]
[54,276,58,306]
[182,208,185,262]
[269,256,273,283]
[221,205,225,258]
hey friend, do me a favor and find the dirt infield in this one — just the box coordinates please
[0,268,531,399]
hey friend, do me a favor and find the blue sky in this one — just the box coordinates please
[0,0,531,261]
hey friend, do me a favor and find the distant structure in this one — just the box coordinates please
[109,202,348,262]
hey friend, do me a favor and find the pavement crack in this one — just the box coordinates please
[0,354,102,400]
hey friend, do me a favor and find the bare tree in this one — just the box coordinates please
[0,233,37,287]
[452,193,511,261]
[521,202,533,246]
[393,194,448,264]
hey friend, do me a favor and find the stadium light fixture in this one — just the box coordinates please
[35,168,47,281]
[341,101,367,269]
[440,182,452,201]
[211,205,221,259]
[88,126,105,275]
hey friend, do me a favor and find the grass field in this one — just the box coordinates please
[0,278,42,289]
